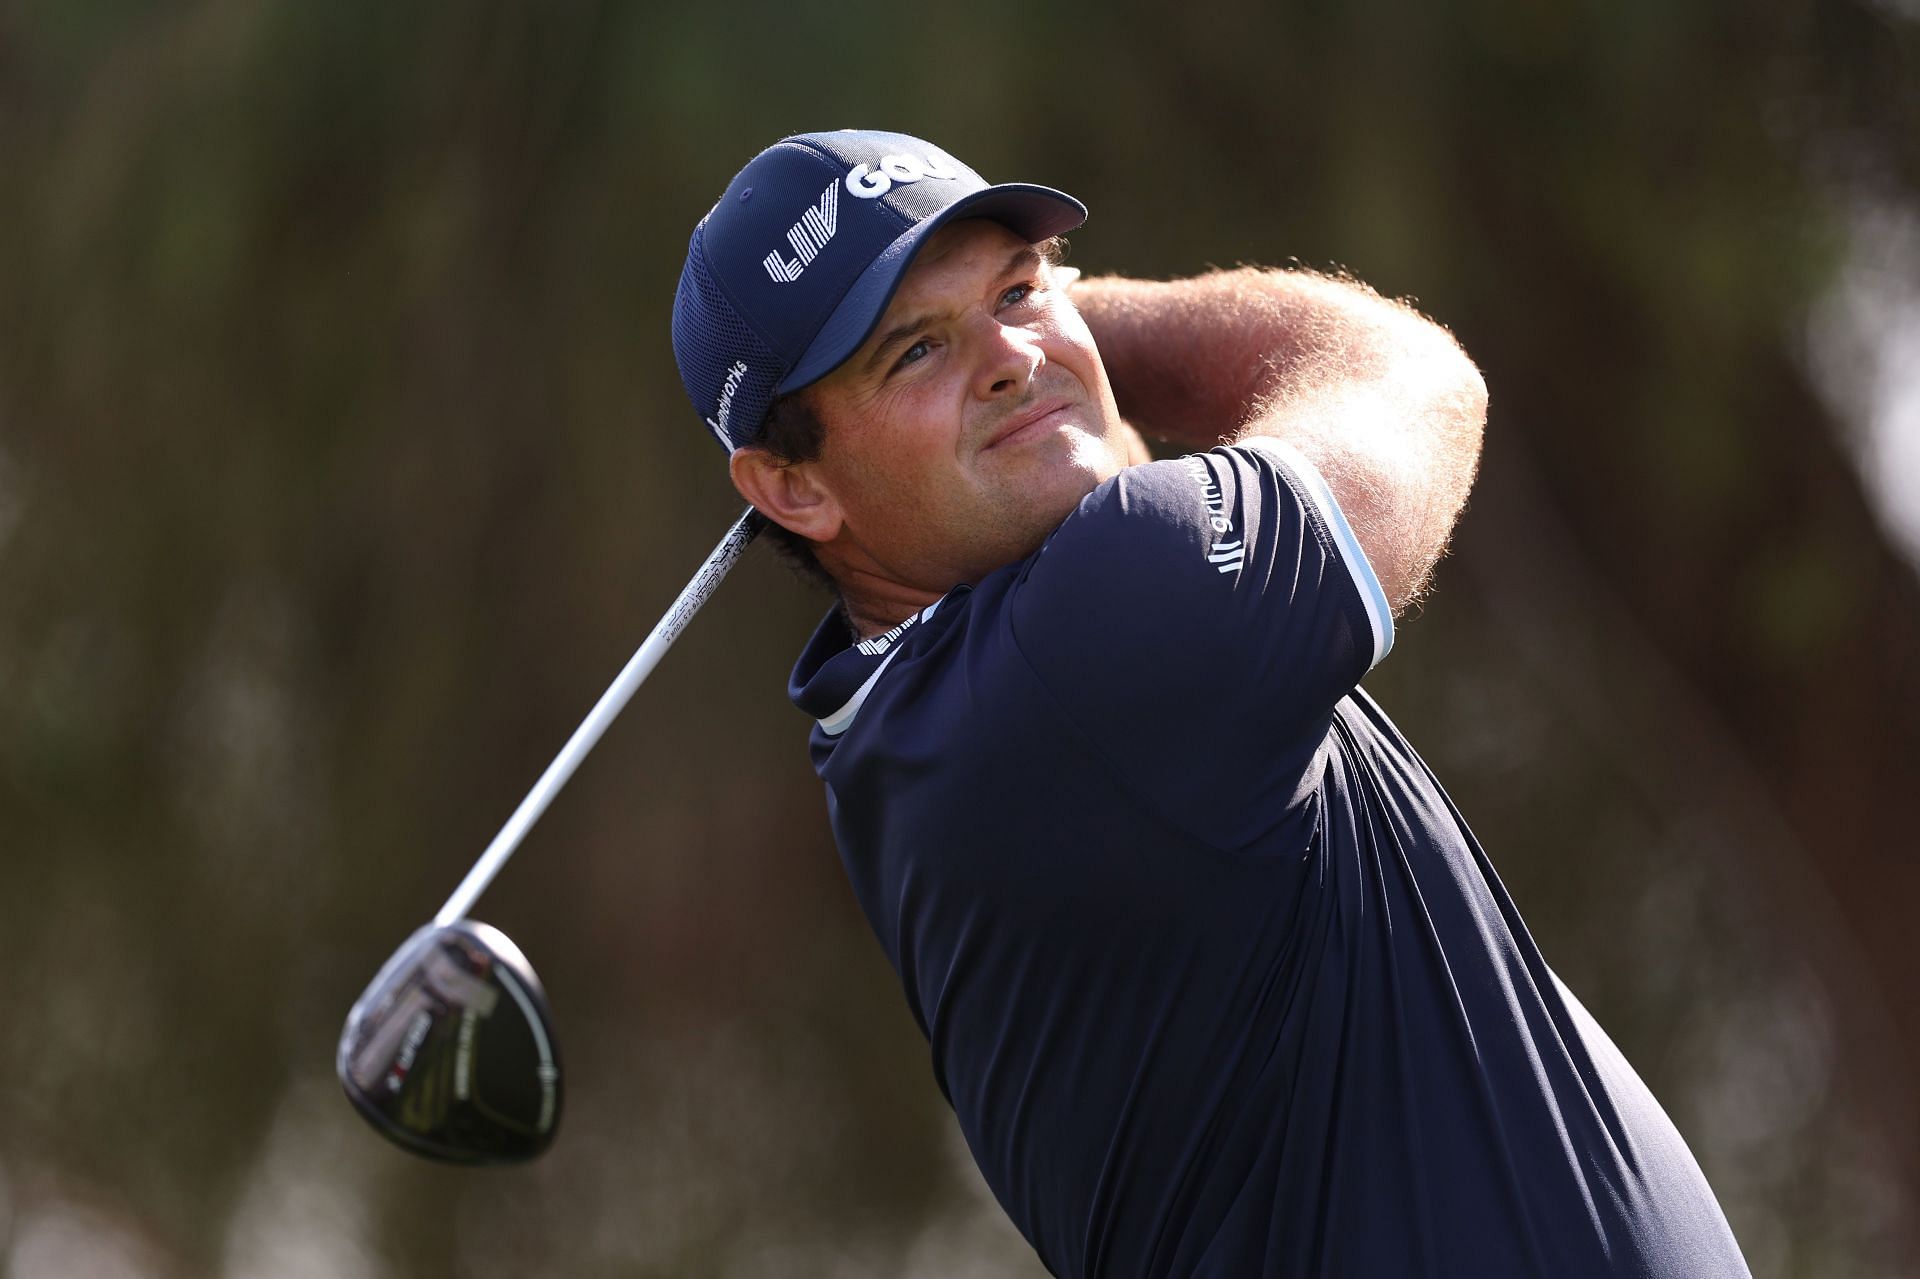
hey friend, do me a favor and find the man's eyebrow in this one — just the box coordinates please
[1002,243,1043,275]
[863,309,941,375]
[860,244,1046,375]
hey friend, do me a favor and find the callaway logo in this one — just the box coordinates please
[763,182,840,283]
[844,151,961,200]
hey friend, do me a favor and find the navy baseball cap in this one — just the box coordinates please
[672,129,1087,452]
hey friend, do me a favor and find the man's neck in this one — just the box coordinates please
[812,538,950,639]
[839,582,944,639]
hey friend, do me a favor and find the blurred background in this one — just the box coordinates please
[2,0,1917,1275]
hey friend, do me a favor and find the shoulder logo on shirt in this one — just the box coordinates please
[763,181,840,283]
[1182,455,1243,574]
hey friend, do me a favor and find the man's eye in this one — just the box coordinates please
[1001,282,1034,307]
[894,339,930,371]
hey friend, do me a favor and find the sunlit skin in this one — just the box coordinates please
[729,220,1140,636]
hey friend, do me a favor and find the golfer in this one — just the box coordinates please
[673,129,1751,1278]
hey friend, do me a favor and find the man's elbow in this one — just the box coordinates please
[1414,315,1488,442]
[1453,352,1489,450]
[1379,340,1487,615]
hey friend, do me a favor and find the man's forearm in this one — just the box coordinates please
[1070,267,1421,446]
[1068,266,1487,612]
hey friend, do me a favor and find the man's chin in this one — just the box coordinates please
[1008,470,1107,556]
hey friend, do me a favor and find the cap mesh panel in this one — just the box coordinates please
[673,229,782,450]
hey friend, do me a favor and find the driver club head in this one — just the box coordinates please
[337,920,562,1163]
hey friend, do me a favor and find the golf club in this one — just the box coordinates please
[338,506,767,1163]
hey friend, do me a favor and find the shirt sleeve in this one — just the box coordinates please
[1006,438,1394,850]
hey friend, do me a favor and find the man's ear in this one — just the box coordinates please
[728,447,843,544]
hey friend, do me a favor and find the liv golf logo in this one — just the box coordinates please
[761,152,962,284]
[763,182,840,283]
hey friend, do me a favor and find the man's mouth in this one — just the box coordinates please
[983,398,1073,451]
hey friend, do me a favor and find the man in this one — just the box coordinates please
[673,130,1751,1278]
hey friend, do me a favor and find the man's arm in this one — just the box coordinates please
[1069,268,1487,614]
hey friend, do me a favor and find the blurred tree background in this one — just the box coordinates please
[1,0,1916,1275]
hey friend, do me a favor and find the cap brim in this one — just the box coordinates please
[777,182,1087,396]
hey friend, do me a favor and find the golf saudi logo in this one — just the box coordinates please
[1183,456,1244,574]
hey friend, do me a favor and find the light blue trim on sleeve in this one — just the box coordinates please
[1233,437,1395,668]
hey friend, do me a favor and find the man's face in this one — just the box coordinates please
[799,219,1130,594]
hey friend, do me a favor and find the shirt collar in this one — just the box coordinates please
[788,592,961,736]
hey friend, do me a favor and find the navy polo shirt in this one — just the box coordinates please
[789,439,1750,1279]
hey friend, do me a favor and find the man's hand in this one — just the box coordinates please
[1069,268,1486,614]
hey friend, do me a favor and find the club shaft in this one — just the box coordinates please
[434,507,766,927]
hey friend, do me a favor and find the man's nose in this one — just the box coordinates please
[973,318,1045,399]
